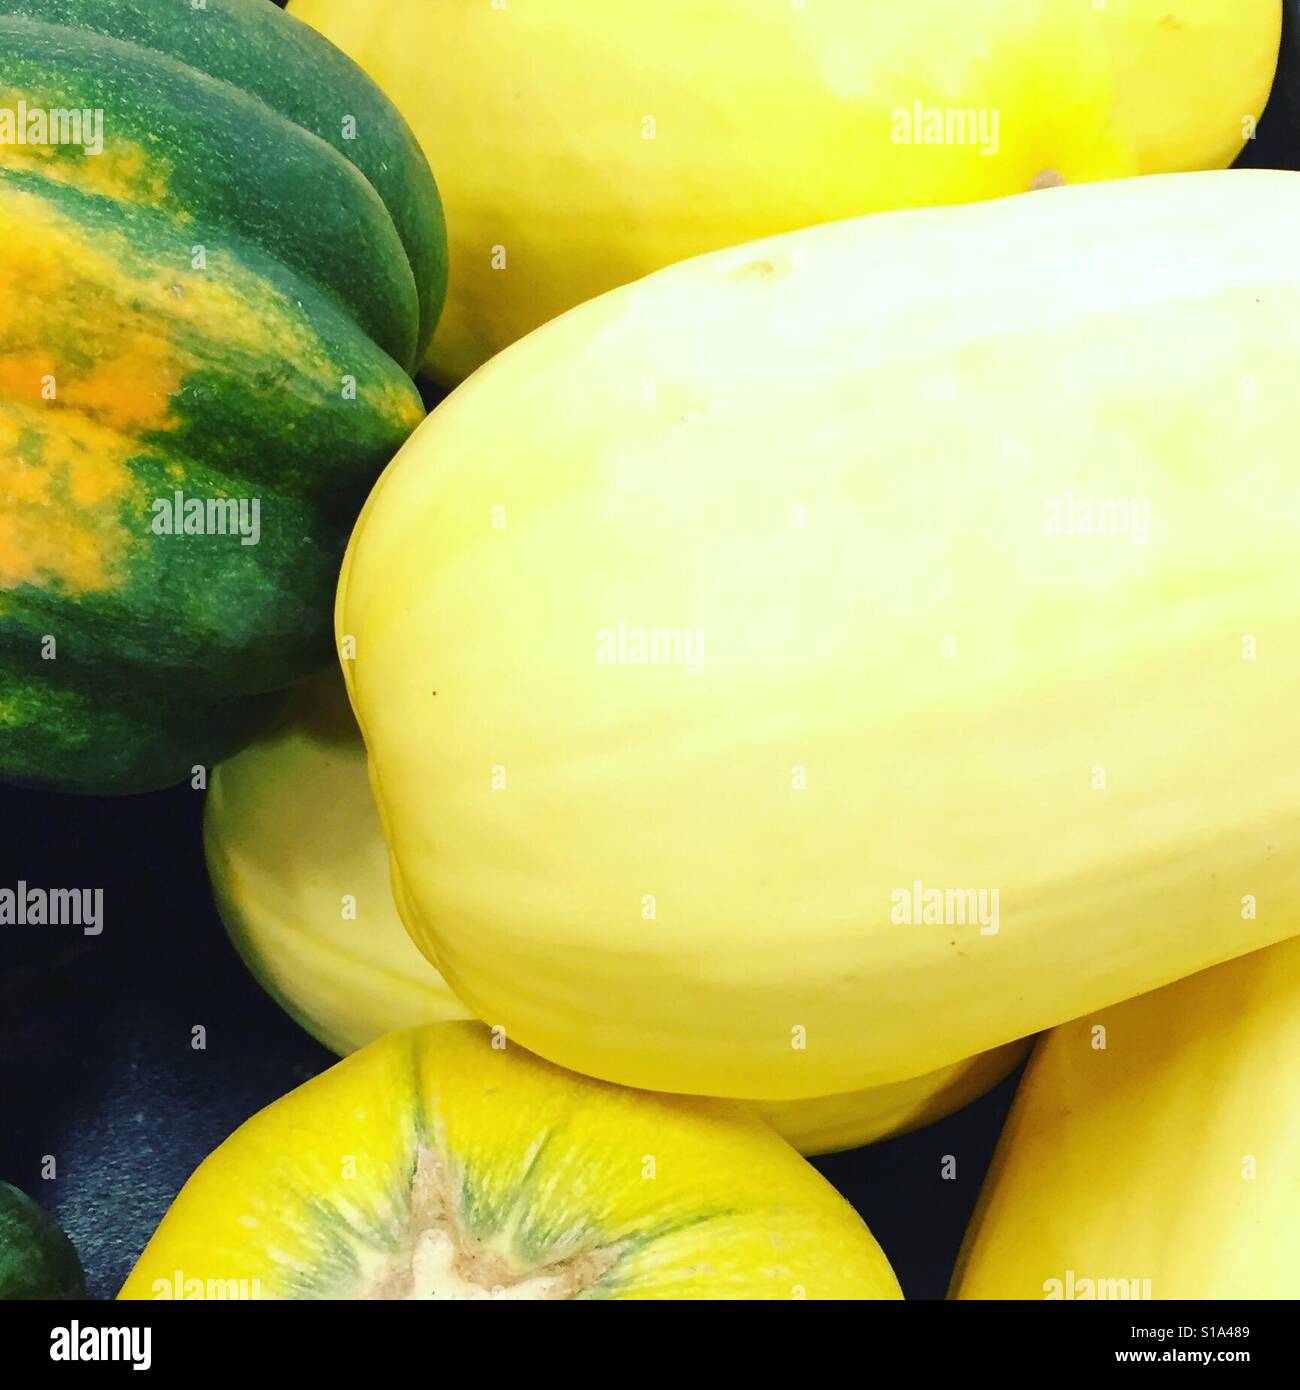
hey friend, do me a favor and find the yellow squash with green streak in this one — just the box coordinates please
[291,0,1279,382]
[205,675,1030,1155]
[120,1023,902,1300]
[952,938,1300,1300]
[338,170,1300,1102]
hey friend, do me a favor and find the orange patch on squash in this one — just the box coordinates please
[0,86,172,210]
[1,161,421,596]
[0,184,184,595]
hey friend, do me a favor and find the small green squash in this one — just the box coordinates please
[0,0,445,793]
[0,1182,84,1300]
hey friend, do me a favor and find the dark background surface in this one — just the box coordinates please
[3,1,1298,1303]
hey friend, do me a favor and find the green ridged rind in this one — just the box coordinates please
[8,171,424,495]
[2,171,420,677]
[0,0,444,364]
[0,166,424,793]
[0,677,288,797]
[0,12,422,368]
[0,1183,85,1301]
[0,0,439,793]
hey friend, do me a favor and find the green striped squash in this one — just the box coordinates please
[0,0,444,793]
[0,1182,84,1300]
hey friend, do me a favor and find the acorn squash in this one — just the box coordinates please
[0,0,444,793]
[0,1182,83,1300]
[338,170,1300,1101]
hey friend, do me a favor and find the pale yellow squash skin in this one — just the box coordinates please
[1097,0,1280,173]
[119,1023,901,1300]
[206,675,1030,1154]
[204,674,475,1055]
[289,0,1277,383]
[952,938,1300,1300]
[759,1041,1030,1156]
[338,170,1300,1101]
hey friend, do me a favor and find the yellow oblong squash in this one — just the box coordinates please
[1097,0,1280,173]
[338,169,1300,1102]
[290,0,1279,382]
[951,937,1300,1300]
[205,675,1029,1154]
